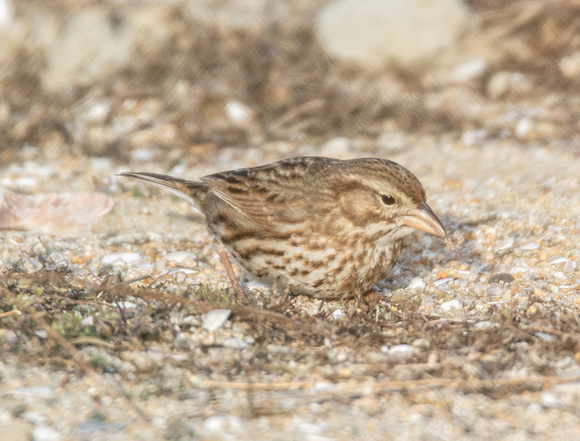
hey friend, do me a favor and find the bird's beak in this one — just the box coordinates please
[402,202,446,238]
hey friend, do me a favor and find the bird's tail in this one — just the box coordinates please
[118,172,205,208]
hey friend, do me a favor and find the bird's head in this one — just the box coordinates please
[321,158,446,240]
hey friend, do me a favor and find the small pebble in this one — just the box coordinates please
[203,415,243,433]
[181,316,199,325]
[172,268,197,275]
[489,273,515,284]
[474,321,495,329]
[411,338,431,350]
[21,412,46,425]
[76,420,126,434]
[332,309,344,319]
[3,330,19,344]
[535,332,554,342]
[294,420,327,436]
[80,316,94,327]
[118,301,137,310]
[487,71,533,98]
[515,118,559,140]
[387,344,415,363]
[17,387,55,399]
[366,351,389,364]
[312,381,335,392]
[453,59,487,82]
[407,277,426,290]
[243,281,270,292]
[221,338,250,349]
[34,330,48,340]
[32,425,61,441]
[164,251,197,263]
[226,100,254,127]
[519,242,540,251]
[445,233,464,250]
[440,299,461,311]
[86,99,112,123]
[559,51,580,78]
[101,252,142,265]
[130,149,155,162]
[203,416,226,433]
[541,392,561,409]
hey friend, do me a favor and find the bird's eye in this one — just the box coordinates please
[381,194,396,206]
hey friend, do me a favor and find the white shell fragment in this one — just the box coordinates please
[101,253,142,265]
[434,278,454,287]
[519,242,540,250]
[202,309,232,332]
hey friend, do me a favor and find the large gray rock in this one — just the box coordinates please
[41,4,186,93]
[316,0,471,68]
[42,8,133,92]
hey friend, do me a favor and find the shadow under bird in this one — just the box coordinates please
[119,156,446,300]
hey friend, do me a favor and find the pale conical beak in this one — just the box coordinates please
[402,201,446,238]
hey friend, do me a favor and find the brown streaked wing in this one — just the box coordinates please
[200,157,325,226]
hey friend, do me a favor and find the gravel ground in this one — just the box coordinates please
[1,139,580,440]
[1,1,580,440]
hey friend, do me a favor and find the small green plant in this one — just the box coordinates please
[50,312,84,337]
[90,355,108,369]
[131,186,142,197]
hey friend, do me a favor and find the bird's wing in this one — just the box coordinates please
[201,157,326,226]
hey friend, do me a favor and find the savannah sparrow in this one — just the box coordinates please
[120,157,446,299]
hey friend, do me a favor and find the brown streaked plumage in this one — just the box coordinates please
[119,157,446,300]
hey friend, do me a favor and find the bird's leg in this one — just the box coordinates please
[315,298,328,319]
[346,291,361,318]
[317,299,325,314]
[218,250,249,302]
[355,291,362,311]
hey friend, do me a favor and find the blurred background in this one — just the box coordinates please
[1,0,579,194]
